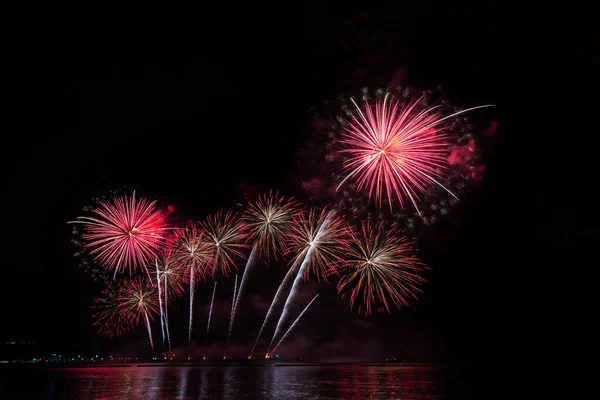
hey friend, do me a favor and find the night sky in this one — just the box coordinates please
[4,3,588,392]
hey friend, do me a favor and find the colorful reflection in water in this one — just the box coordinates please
[5,365,452,399]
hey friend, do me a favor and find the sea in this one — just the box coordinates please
[0,363,480,399]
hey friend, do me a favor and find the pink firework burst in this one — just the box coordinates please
[70,192,170,277]
[336,92,494,215]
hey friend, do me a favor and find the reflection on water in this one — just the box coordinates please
[4,364,452,399]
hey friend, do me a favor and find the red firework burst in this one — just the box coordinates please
[337,92,493,215]
[285,207,349,282]
[337,221,427,316]
[201,210,249,278]
[70,192,170,277]
[243,191,301,260]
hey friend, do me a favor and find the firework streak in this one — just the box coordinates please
[155,260,166,347]
[230,246,257,338]
[267,294,319,357]
[206,281,217,339]
[249,253,304,358]
[228,274,238,337]
[268,211,333,353]
[189,267,194,344]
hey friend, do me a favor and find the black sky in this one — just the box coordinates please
[4,3,591,394]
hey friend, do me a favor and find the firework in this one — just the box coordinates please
[231,193,300,337]
[118,277,159,350]
[243,192,301,260]
[285,207,348,282]
[201,209,249,278]
[91,282,133,337]
[69,192,170,278]
[228,274,238,338]
[337,221,427,315]
[249,254,304,358]
[155,260,166,347]
[268,208,347,353]
[206,281,217,339]
[169,223,211,344]
[335,91,494,215]
[154,256,185,349]
[71,225,111,283]
[229,247,256,338]
[267,294,319,358]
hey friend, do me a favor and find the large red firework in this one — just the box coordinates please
[337,221,427,316]
[70,192,170,277]
[336,92,493,215]
[201,210,249,278]
[285,207,349,282]
[243,192,301,260]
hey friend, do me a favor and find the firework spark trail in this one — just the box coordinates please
[249,252,305,358]
[164,283,172,350]
[144,310,154,351]
[169,224,210,346]
[267,294,319,358]
[155,260,166,347]
[230,246,257,338]
[268,211,332,353]
[206,281,217,339]
[156,257,184,352]
[337,93,495,215]
[228,274,238,337]
[188,267,194,344]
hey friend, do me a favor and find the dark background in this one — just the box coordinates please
[3,3,590,395]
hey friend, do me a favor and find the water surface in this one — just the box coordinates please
[2,364,462,399]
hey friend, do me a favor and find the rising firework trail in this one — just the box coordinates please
[228,274,238,337]
[336,93,495,215]
[267,294,319,358]
[69,191,170,278]
[232,193,300,338]
[268,208,346,353]
[155,259,166,347]
[206,281,217,339]
[249,253,304,358]
[155,257,185,351]
[170,224,210,345]
[229,247,256,338]
[338,221,427,315]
